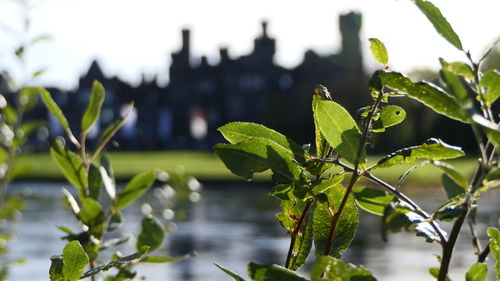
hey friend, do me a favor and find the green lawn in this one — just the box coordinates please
[16,151,477,186]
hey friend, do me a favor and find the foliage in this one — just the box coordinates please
[41,82,196,280]
[214,1,499,280]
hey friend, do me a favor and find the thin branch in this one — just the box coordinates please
[285,198,313,269]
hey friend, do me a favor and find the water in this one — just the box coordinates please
[2,182,498,280]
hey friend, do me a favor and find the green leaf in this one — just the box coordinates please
[50,139,88,196]
[372,105,406,132]
[439,59,474,80]
[382,201,444,243]
[247,262,308,281]
[377,71,469,123]
[136,215,165,252]
[369,38,389,66]
[2,105,17,125]
[100,153,116,200]
[19,87,40,112]
[215,138,304,183]
[288,210,314,271]
[80,250,148,279]
[62,241,89,281]
[313,184,359,257]
[472,114,500,147]
[433,195,466,222]
[311,256,377,281]
[374,138,464,170]
[311,175,344,195]
[78,198,105,237]
[140,253,195,263]
[480,70,500,106]
[315,100,365,164]
[96,103,134,152]
[413,0,463,50]
[352,187,395,216]
[56,225,74,235]
[429,267,452,281]
[432,160,468,190]
[81,80,105,134]
[39,87,78,143]
[440,70,471,105]
[218,122,307,165]
[13,120,46,149]
[441,173,467,199]
[115,170,156,210]
[487,227,500,280]
[465,263,488,281]
[88,164,102,200]
[214,263,246,281]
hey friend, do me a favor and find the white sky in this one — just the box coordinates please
[0,0,499,90]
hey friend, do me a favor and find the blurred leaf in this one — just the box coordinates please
[315,100,365,164]
[215,138,304,184]
[413,0,463,50]
[96,103,134,151]
[471,114,500,147]
[352,187,395,216]
[13,120,46,149]
[141,253,195,263]
[49,255,63,281]
[79,198,104,229]
[56,225,74,235]
[214,263,246,281]
[479,39,499,63]
[432,160,468,189]
[311,256,377,281]
[369,38,389,66]
[372,105,406,132]
[62,188,80,215]
[100,236,130,251]
[313,184,359,257]
[374,138,464,170]
[81,80,105,134]
[439,59,474,80]
[382,201,444,243]
[465,263,488,281]
[39,88,78,144]
[116,170,156,210]
[0,196,24,219]
[32,69,46,78]
[50,139,88,196]
[440,70,471,105]
[433,195,466,221]
[429,267,451,281]
[248,262,308,281]
[30,34,51,45]
[487,227,500,280]
[15,46,24,59]
[80,250,148,279]
[376,71,469,123]
[136,215,164,252]
[480,70,500,106]
[19,87,40,112]
[441,174,467,199]
[88,164,102,200]
[2,105,17,125]
[62,241,89,281]
[218,122,307,164]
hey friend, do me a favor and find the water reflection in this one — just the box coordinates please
[4,182,498,281]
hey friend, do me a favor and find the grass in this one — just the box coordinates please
[16,151,478,186]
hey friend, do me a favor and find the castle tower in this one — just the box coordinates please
[339,12,362,69]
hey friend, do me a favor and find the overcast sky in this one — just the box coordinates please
[0,0,499,90]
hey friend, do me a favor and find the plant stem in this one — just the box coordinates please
[477,242,491,263]
[285,198,313,269]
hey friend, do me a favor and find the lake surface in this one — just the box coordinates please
[2,182,498,281]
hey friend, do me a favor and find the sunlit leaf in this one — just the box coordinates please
[311,256,377,281]
[369,38,389,67]
[218,122,307,164]
[465,263,488,281]
[372,105,406,132]
[480,70,500,106]
[413,0,463,50]
[315,100,365,164]
[433,195,466,221]
[439,59,474,80]
[116,170,156,210]
[487,227,500,280]
[81,81,105,134]
[374,138,464,170]
[39,88,78,144]
[440,70,471,105]
[313,184,359,257]
[88,164,102,200]
[376,71,469,123]
[352,187,395,216]
[96,103,134,151]
[248,262,308,281]
[62,241,89,281]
